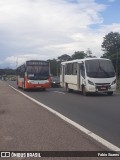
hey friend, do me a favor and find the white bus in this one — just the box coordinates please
[60,58,116,96]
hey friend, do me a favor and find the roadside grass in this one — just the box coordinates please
[6,75,16,81]
[117,77,120,91]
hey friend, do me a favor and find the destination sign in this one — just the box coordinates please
[26,61,48,66]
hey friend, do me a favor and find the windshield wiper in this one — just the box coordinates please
[94,66,110,78]
[94,60,110,78]
[94,63,100,78]
[99,66,110,78]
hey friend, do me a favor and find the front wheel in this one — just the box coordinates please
[22,81,26,91]
[17,86,21,89]
[65,83,73,93]
[107,91,113,96]
[82,86,88,96]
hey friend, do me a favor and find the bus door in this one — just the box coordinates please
[78,62,85,91]
[23,72,27,89]
[77,63,81,90]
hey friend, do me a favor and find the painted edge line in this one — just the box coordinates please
[9,85,120,152]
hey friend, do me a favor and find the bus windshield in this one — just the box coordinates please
[85,59,115,78]
[27,65,49,80]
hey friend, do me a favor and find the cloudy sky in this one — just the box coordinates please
[0,0,120,68]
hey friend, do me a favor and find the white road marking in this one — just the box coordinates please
[9,85,120,152]
[53,91,66,94]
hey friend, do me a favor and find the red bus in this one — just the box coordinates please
[16,60,51,90]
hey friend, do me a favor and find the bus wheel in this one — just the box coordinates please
[66,83,69,92]
[23,87,26,91]
[22,83,26,91]
[82,86,88,96]
[66,83,70,92]
[107,91,113,96]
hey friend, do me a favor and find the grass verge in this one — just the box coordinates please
[117,77,120,91]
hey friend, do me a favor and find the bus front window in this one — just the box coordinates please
[85,60,115,78]
[27,65,49,80]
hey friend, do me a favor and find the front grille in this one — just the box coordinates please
[95,83,110,86]
[96,86,108,91]
[95,83,111,91]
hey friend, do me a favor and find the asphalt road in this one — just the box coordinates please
[8,81,120,148]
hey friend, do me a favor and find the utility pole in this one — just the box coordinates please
[16,56,18,68]
[116,45,120,79]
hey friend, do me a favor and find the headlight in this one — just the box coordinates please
[111,79,116,85]
[53,82,56,83]
[27,80,31,83]
[88,80,94,85]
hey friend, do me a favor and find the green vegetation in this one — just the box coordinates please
[49,49,94,76]
[101,32,120,78]
[101,31,120,91]
[117,77,120,91]
[0,69,16,75]
[0,69,16,81]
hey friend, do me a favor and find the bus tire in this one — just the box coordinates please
[82,86,88,96]
[66,83,69,92]
[23,88,26,91]
[22,82,26,91]
[107,91,113,96]
[23,87,26,91]
[66,83,73,93]
[69,88,73,92]
[66,83,70,92]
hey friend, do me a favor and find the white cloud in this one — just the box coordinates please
[0,0,119,68]
[5,54,50,67]
[108,0,115,2]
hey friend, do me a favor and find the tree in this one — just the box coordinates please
[101,32,120,77]
[0,69,16,76]
[71,51,86,60]
[48,59,57,76]
[86,48,93,58]
[58,54,71,62]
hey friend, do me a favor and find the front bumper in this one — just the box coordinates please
[86,84,116,93]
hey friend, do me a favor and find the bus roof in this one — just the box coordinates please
[61,58,110,65]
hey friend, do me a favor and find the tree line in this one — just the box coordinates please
[48,49,95,76]
[0,69,16,76]
[101,32,120,78]
[49,32,120,77]
[0,32,120,77]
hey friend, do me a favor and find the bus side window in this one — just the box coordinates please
[65,63,73,75]
[80,64,85,78]
[18,64,25,78]
[73,62,77,75]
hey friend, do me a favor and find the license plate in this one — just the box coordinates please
[100,87,106,90]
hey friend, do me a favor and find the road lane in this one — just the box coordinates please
[7,81,120,148]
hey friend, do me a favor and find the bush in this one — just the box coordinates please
[117,77,120,91]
